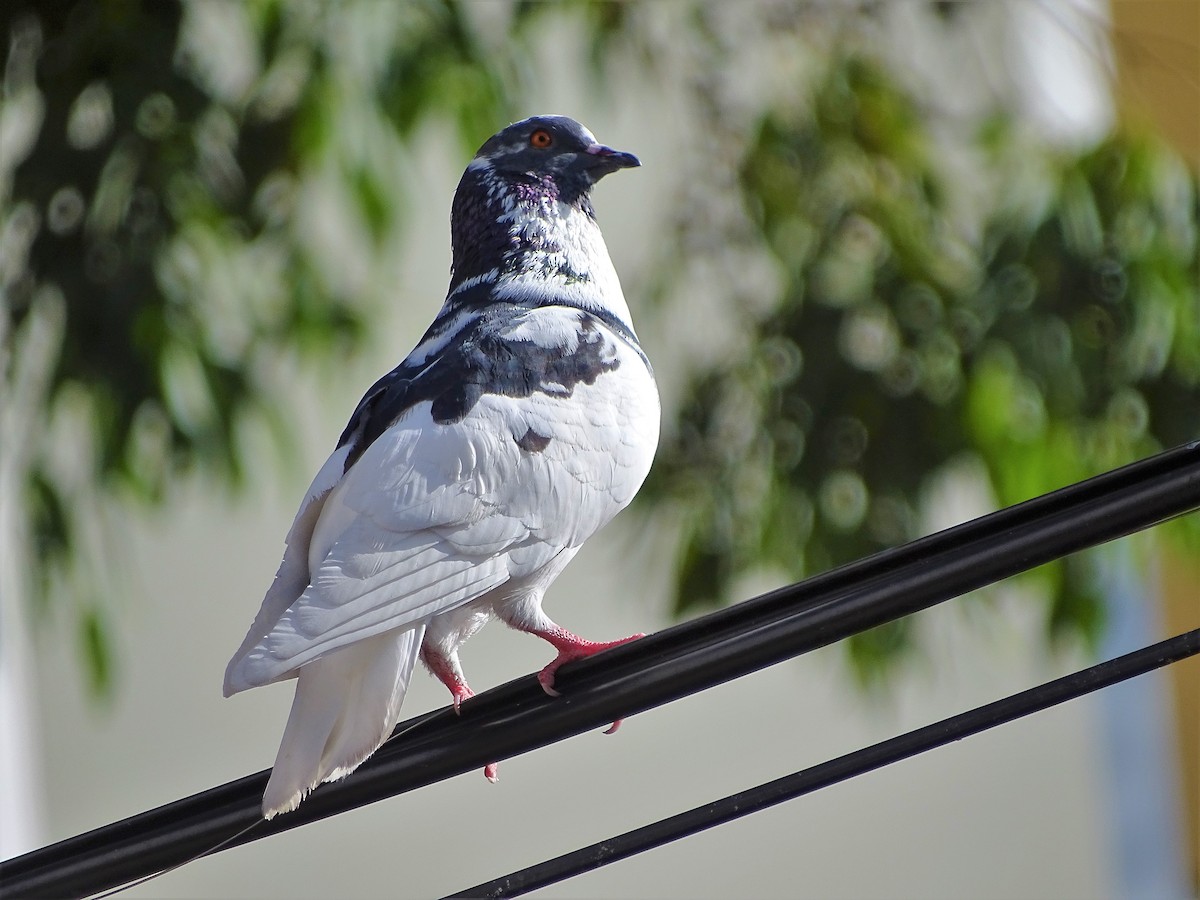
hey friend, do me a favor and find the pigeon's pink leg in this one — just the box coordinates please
[420,645,475,712]
[529,627,645,733]
[420,646,499,782]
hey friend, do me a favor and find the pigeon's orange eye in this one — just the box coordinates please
[529,129,553,149]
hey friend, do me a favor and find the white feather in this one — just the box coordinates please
[222,443,350,696]
[260,624,425,819]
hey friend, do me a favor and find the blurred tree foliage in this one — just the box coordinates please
[0,0,569,693]
[3,0,1194,696]
[640,54,1200,682]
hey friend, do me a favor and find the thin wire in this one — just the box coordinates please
[87,705,449,899]
[89,818,265,900]
[447,628,1200,899]
[2,442,1198,899]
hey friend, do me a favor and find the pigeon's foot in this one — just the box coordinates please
[445,682,475,713]
[422,647,499,779]
[531,626,645,734]
[422,649,475,713]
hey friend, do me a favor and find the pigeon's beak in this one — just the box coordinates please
[584,143,641,171]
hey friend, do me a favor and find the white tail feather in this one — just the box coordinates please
[261,624,425,819]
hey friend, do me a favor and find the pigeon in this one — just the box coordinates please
[223,115,660,819]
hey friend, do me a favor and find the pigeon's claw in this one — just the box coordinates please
[440,677,475,714]
[451,686,474,714]
[532,629,644,732]
[536,664,564,697]
[423,646,499,778]
[421,647,476,714]
[534,630,646,693]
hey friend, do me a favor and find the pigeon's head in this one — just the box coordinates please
[470,115,639,198]
[447,116,639,294]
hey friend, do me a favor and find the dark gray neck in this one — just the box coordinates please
[448,163,595,290]
[442,160,634,332]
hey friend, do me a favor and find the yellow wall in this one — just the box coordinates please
[1112,2,1200,887]
[1162,554,1200,891]
[1112,0,1200,166]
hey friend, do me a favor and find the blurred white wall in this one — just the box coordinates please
[0,530,45,862]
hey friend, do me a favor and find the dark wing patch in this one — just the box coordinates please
[336,367,417,473]
[516,428,552,453]
[425,310,620,424]
[337,307,619,472]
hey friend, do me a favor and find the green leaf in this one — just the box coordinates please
[80,606,115,698]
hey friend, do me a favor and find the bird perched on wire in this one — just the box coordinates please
[223,115,659,819]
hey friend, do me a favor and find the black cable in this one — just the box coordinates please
[446,628,1200,898]
[2,442,1197,898]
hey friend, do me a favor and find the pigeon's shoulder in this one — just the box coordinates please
[335,301,653,476]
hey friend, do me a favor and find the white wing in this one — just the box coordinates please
[225,406,522,693]
[222,444,350,696]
